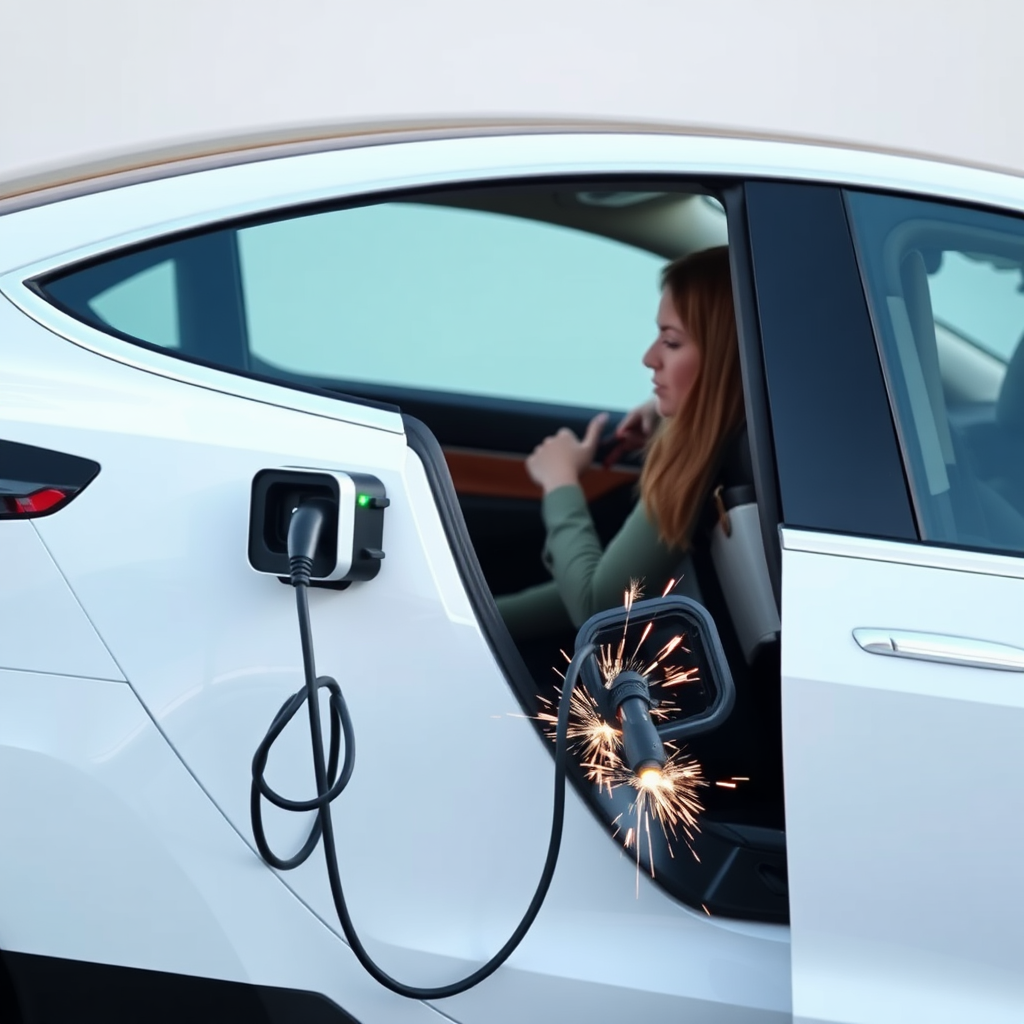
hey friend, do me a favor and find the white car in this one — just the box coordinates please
[0,129,1021,1024]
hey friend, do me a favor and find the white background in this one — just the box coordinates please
[1,0,1021,192]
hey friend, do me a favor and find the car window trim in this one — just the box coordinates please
[721,183,783,602]
[15,174,719,433]
[745,180,918,542]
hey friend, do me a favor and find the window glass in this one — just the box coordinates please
[846,190,1024,555]
[44,254,182,350]
[929,250,1024,362]
[237,202,662,408]
[88,259,180,349]
[41,193,677,413]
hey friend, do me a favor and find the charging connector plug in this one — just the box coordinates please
[286,500,331,586]
[605,670,666,776]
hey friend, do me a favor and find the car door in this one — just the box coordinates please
[746,180,1024,1024]
[0,134,792,1024]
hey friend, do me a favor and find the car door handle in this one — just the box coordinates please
[853,628,1024,672]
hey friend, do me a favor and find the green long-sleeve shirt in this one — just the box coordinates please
[495,484,698,641]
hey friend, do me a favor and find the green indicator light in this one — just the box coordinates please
[357,494,370,507]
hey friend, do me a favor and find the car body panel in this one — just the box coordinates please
[781,529,1024,1024]
[0,667,449,1023]
[0,521,124,681]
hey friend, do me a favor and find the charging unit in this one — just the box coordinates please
[248,469,388,585]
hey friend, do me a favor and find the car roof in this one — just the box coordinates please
[0,120,885,209]
[2,118,1021,217]
[6,131,1024,284]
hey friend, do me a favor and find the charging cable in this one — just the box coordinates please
[251,500,593,999]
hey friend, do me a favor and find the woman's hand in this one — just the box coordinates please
[615,397,659,451]
[526,412,608,494]
[600,397,659,467]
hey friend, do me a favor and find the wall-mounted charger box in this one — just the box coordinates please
[248,469,388,586]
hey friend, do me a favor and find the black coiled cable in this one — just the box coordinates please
[251,567,592,1000]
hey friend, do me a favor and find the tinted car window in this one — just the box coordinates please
[846,190,1024,554]
[238,202,662,407]
[40,198,668,411]
[88,258,180,349]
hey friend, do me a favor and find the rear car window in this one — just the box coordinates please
[39,197,670,412]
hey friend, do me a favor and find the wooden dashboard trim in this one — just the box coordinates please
[443,447,639,501]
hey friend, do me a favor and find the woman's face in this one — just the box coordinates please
[643,288,702,418]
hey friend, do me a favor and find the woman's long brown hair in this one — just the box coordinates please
[639,246,744,550]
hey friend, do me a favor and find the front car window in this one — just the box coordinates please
[846,190,1024,555]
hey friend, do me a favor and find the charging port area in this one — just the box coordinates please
[246,465,736,1000]
[248,469,387,587]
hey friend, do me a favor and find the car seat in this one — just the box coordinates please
[683,426,784,828]
[989,331,1024,515]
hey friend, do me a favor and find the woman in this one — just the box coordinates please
[496,245,744,641]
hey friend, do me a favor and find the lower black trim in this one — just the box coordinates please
[0,950,359,1024]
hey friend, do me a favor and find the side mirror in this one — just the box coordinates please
[573,594,735,770]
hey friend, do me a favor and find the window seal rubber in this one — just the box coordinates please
[402,413,541,712]
[721,183,783,603]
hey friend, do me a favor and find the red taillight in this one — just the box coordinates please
[3,488,70,516]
